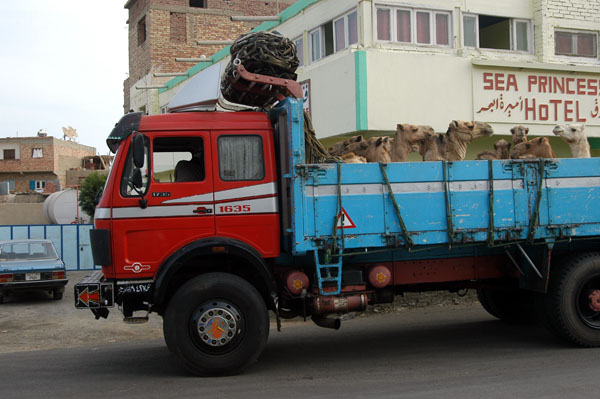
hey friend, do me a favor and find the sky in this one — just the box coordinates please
[0,1,129,155]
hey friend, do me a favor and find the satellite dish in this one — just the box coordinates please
[62,126,78,141]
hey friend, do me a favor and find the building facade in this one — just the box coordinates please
[124,0,296,113]
[136,0,600,157]
[0,136,96,194]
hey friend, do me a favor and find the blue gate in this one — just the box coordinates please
[0,224,96,271]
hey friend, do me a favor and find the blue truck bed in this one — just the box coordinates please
[271,99,600,256]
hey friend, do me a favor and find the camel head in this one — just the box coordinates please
[328,135,364,156]
[447,120,494,144]
[510,137,555,159]
[395,123,436,154]
[493,139,511,159]
[510,125,529,145]
[552,124,585,145]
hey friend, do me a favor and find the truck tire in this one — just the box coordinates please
[476,288,535,324]
[163,272,269,376]
[539,252,600,347]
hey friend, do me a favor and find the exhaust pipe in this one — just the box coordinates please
[311,315,341,330]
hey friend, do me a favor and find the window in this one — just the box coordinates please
[376,6,451,47]
[32,148,43,158]
[555,30,597,58]
[137,16,146,46]
[3,179,15,191]
[463,14,532,53]
[3,149,15,160]
[153,137,205,183]
[377,8,391,41]
[170,12,186,43]
[30,180,46,193]
[397,9,411,42]
[218,136,264,181]
[333,10,358,52]
[294,37,304,66]
[189,0,205,7]
[310,28,322,62]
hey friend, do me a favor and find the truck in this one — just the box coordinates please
[75,63,600,376]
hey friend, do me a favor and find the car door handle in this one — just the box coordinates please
[193,207,212,214]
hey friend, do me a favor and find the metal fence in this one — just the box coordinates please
[0,224,96,271]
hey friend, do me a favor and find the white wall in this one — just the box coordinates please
[366,50,473,133]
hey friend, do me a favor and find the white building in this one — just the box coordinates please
[143,0,600,157]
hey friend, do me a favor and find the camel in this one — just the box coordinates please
[391,124,436,162]
[340,152,367,163]
[510,126,529,145]
[328,135,364,156]
[552,124,590,158]
[510,137,555,159]
[419,133,446,161]
[341,136,392,163]
[418,120,494,161]
[476,139,511,160]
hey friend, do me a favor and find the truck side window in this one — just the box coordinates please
[153,137,205,183]
[120,135,150,197]
[218,135,265,181]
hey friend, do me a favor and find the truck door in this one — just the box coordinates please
[111,132,215,278]
[211,131,280,258]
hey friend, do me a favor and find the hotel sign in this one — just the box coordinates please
[473,68,600,127]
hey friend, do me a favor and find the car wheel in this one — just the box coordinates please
[164,272,269,376]
[53,289,64,300]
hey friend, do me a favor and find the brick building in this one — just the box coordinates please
[124,0,296,113]
[0,136,96,194]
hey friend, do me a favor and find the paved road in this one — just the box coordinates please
[2,305,598,399]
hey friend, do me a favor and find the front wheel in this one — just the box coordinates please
[164,273,269,376]
[540,252,600,347]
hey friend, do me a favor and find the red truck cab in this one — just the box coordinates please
[95,110,280,281]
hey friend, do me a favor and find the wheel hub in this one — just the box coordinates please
[589,290,600,312]
[196,302,241,347]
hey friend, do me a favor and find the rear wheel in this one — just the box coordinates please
[477,287,535,324]
[539,252,600,347]
[164,273,269,376]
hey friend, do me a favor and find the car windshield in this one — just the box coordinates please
[0,242,59,261]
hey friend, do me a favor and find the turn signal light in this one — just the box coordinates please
[52,271,66,280]
[0,273,14,283]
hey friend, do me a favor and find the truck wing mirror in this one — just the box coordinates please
[132,133,145,169]
[132,168,143,189]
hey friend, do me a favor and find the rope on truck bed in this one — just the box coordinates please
[379,163,414,248]
[488,160,495,247]
[527,158,546,243]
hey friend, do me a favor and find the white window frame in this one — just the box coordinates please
[34,180,46,193]
[309,27,323,63]
[375,6,393,42]
[293,36,304,66]
[512,19,532,53]
[555,29,598,58]
[414,10,432,45]
[433,11,452,46]
[395,7,412,43]
[333,8,359,52]
[463,13,532,53]
[463,14,479,48]
[375,6,452,48]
